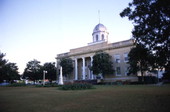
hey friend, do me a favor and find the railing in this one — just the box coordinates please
[88,39,106,45]
[112,39,133,48]
[57,52,69,57]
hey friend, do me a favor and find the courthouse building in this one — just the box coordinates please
[56,23,138,82]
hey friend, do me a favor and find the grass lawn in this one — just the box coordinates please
[0,85,170,112]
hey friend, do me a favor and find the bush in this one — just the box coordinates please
[74,80,97,85]
[163,71,170,80]
[138,76,158,84]
[59,83,94,90]
[35,83,59,87]
[6,83,26,87]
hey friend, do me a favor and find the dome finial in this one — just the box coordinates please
[98,10,100,23]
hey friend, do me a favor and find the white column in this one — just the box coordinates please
[75,58,78,80]
[56,59,58,68]
[88,66,91,80]
[56,59,58,83]
[82,57,85,80]
[43,70,46,86]
[90,56,94,80]
[58,66,64,85]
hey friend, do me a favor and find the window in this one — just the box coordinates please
[116,67,121,76]
[96,35,98,41]
[114,54,120,63]
[125,67,129,76]
[124,53,129,62]
[102,34,104,40]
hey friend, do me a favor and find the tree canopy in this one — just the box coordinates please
[23,59,42,81]
[0,52,20,83]
[120,0,170,71]
[0,52,7,67]
[23,60,57,82]
[59,58,73,78]
[42,62,56,82]
[128,44,155,77]
[91,51,114,77]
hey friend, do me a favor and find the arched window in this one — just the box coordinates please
[96,35,98,41]
[102,34,104,40]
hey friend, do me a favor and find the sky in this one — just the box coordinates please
[0,0,133,74]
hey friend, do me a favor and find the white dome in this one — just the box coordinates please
[93,23,107,34]
[90,23,109,44]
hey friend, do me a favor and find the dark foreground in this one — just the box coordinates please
[0,85,170,112]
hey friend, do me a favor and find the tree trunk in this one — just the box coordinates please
[141,70,144,83]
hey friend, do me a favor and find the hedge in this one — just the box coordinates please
[59,83,94,90]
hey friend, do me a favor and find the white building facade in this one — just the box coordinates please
[56,23,138,82]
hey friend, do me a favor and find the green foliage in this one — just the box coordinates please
[91,51,114,77]
[128,44,155,76]
[0,52,6,82]
[59,83,94,90]
[23,60,57,82]
[0,52,20,83]
[59,58,73,78]
[23,59,56,82]
[0,52,7,67]
[42,62,56,82]
[163,63,170,80]
[35,83,59,87]
[6,83,26,87]
[4,63,20,81]
[120,0,170,75]
[23,59,42,81]
[138,76,158,84]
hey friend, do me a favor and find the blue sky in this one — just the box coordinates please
[0,0,133,73]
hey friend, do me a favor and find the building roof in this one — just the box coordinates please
[93,23,107,34]
[56,39,134,59]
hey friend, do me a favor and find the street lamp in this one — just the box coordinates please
[43,70,47,86]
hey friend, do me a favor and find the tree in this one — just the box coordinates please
[0,52,20,83]
[0,52,7,68]
[162,63,170,80]
[42,62,56,82]
[3,63,20,83]
[91,51,114,78]
[0,52,7,82]
[120,0,170,77]
[128,44,155,79]
[23,59,42,81]
[59,58,73,78]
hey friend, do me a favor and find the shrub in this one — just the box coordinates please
[59,83,94,90]
[6,83,26,87]
[138,76,158,84]
[116,80,123,85]
[35,83,59,87]
[74,80,97,85]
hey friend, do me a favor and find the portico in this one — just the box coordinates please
[74,56,94,80]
